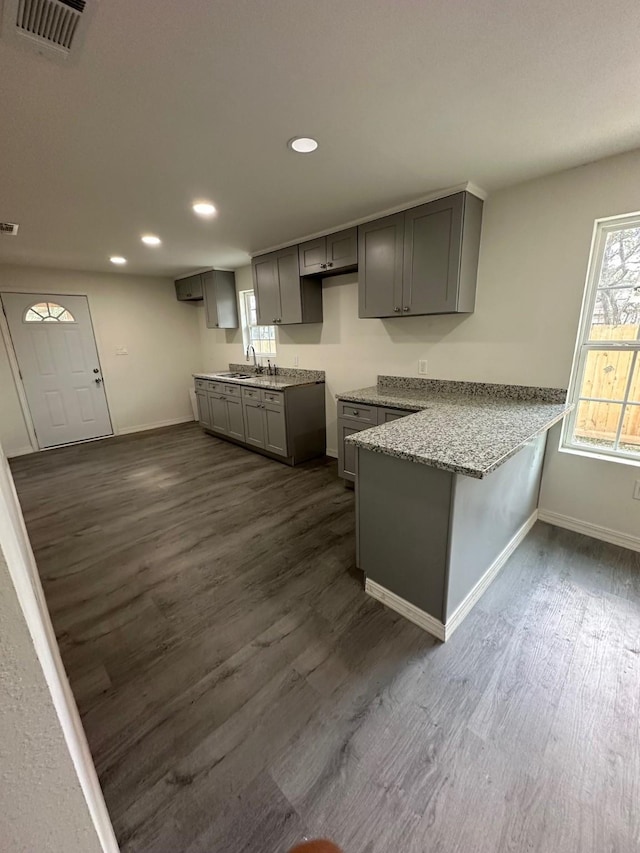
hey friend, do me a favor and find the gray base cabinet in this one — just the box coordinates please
[358,191,483,318]
[336,399,413,481]
[195,379,326,466]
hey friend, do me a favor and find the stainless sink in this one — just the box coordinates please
[213,371,253,379]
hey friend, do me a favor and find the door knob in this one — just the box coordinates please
[95,377,103,385]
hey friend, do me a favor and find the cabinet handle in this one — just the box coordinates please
[320,263,327,269]
[393,307,401,312]
[352,410,359,416]
[327,262,333,268]
[403,306,411,312]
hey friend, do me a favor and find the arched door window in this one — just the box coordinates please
[24,302,76,323]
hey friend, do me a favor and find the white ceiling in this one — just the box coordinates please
[1,0,640,278]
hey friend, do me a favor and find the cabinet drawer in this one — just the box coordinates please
[223,383,241,398]
[210,381,225,393]
[241,386,262,402]
[263,390,283,406]
[337,401,377,423]
[377,407,412,425]
[194,378,209,391]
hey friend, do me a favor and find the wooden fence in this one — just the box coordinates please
[575,324,640,448]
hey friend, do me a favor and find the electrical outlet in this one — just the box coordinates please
[293,356,299,367]
[418,359,428,375]
[115,346,128,356]
[634,480,640,500]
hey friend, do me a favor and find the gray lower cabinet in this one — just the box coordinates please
[226,396,245,441]
[195,390,212,429]
[195,379,326,465]
[358,191,483,317]
[202,270,238,329]
[263,400,287,456]
[252,247,323,325]
[243,398,266,448]
[337,400,414,481]
[208,392,230,436]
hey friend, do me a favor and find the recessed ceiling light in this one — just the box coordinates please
[141,234,161,246]
[192,201,217,217]
[110,256,127,265]
[287,137,319,154]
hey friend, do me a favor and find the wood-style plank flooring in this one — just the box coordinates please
[10,423,640,853]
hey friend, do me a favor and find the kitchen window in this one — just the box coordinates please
[239,290,277,358]
[562,213,640,461]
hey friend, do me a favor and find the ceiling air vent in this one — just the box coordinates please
[0,222,19,236]
[1,0,96,61]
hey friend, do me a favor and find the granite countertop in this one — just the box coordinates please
[194,364,325,392]
[340,377,572,479]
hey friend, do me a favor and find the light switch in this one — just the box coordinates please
[418,359,428,375]
[116,346,128,356]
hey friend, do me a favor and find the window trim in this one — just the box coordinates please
[561,211,640,463]
[239,289,277,359]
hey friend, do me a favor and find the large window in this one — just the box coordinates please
[239,290,276,358]
[563,214,640,461]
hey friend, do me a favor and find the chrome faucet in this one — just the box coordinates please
[246,345,264,373]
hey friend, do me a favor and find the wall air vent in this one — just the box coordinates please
[0,222,19,236]
[1,0,97,61]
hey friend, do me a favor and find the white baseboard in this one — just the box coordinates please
[537,508,640,553]
[365,509,538,642]
[6,446,36,459]
[326,447,338,459]
[365,579,446,641]
[445,509,538,638]
[117,415,195,436]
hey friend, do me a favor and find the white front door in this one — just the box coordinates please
[2,292,113,448]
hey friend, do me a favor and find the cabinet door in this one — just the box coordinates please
[338,420,370,481]
[196,391,211,428]
[298,237,327,276]
[402,193,464,315]
[208,393,229,436]
[203,270,239,329]
[252,253,281,325]
[264,402,288,456]
[377,407,411,424]
[175,274,203,301]
[276,247,303,324]
[243,400,266,448]
[226,397,246,442]
[326,228,357,271]
[357,214,405,318]
[201,271,219,327]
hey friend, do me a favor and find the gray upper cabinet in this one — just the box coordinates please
[298,237,327,276]
[358,213,405,318]
[358,191,483,318]
[253,247,323,325]
[298,228,358,276]
[175,274,203,301]
[252,254,281,325]
[202,270,238,329]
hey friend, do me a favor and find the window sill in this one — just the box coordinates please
[558,444,640,469]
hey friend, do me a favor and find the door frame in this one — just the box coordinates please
[0,290,114,453]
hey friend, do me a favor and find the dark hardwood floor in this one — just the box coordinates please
[10,423,640,853]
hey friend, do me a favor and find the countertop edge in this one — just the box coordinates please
[348,404,574,478]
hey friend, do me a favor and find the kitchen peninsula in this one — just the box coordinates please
[340,376,572,641]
